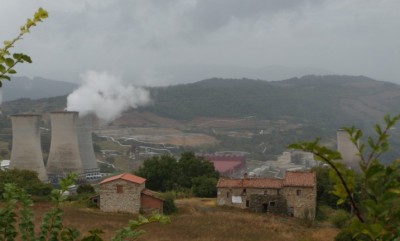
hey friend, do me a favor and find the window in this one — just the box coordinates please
[296,189,301,196]
[117,185,123,193]
[269,201,276,207]
[227,192,230,198]
[242,188,247,195]
[246,200,250,207]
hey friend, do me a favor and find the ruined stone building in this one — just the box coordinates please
[216,171,316,219]
[98,173,164,214]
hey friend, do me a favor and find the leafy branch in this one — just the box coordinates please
[0,7,48,86]
[290,114,400,240]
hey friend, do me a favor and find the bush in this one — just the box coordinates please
[330,209,349,228]
[163,193,177,215]
[335,230,370,241]
[77,184,95,194]
[191,176,217,197]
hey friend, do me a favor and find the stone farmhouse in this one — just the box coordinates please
[217,171,316,219]
[98,173,164,214]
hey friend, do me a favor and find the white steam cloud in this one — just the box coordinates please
[67,70,151,122]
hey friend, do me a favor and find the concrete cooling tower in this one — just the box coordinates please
[10,114,48,182]
[46,111,83,180]
[77,115,100,180]
[337,129,360,170]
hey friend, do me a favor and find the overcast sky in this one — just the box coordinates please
[0,0,399,86]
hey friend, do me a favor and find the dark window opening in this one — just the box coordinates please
[246,200,250,207]
[227,192,230,198]
[262,203,268,213]
[296,189,301,196]
[117,185,123,193]
[270,201,276,207]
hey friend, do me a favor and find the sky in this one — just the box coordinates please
[0,0,399,86]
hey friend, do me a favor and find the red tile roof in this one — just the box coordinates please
[283,171,316,187]
[100,173,146,185]
[217,178,283,189]
[217,171,315,189]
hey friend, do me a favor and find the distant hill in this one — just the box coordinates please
[0,76,78,102]
[141,75,400,126]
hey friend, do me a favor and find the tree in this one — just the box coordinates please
[290,114,400,241]
[135,152,219,196]
[0,8,48,86]
[0,169,53,197]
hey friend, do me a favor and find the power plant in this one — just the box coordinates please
[337,129,360,170]
[77,115,101,179]
[9,111,100,184]
[10,114,48,182]
[46,111,84,181]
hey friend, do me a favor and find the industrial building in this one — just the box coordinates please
[9,111,100,184]
[10,114,48,182]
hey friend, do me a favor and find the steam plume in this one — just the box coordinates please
[67,70,150,122]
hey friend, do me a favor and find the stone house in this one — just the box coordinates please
[216,171,316,219]
[99,173,164,214]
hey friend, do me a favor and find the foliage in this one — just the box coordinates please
[76,184,95,194]
[290,114,400,241]
[0,173,170,241]
[135,152,219,196]
[330,209,350,229]
[162,193,177,215]
[0,8,48,86]
[191,176,218,197]
[0,169,53,197]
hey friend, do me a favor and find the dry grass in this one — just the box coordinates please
[30,198,339,241]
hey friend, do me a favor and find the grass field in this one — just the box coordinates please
[31,198,339,241]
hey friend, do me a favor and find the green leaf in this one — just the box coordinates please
[21,54,32,63]
[0,64,6,73]
[7,69,16,74]
[5,58,14,67]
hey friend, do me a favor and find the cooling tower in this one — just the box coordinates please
[77,115,100,179]
[46,111,83,179]
[10,114,48,182]
[337,129,360,170]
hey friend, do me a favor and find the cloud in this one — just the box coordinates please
[66,70,151,122]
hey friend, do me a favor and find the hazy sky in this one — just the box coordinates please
[0,0,399,86]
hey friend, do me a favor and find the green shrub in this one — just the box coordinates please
[77,184,95,194]
[163,193,177,215]
[335,229,370,241]
[330,209,349,228]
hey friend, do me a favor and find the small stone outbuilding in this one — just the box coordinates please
[217,171,316,219]
[99,173,163,214]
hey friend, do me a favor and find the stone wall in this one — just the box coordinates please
[100,180,144,214]
[249,194,287,215]
[217,187,280,209]
[217,186,316,219]
[281,187,316,219]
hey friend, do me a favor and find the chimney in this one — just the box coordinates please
[46,111,83,180]
[10,114,48,182]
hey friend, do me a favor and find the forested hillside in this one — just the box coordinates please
[140,75,400,126]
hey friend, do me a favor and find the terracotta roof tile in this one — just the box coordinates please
[217,171,316,189]
[283,171,316,187]
[100,173,146,185]
[217,178,283,189]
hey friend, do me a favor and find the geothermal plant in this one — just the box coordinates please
[9,111,100,184]
[337,129,360,170]
[10,114,48,182]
